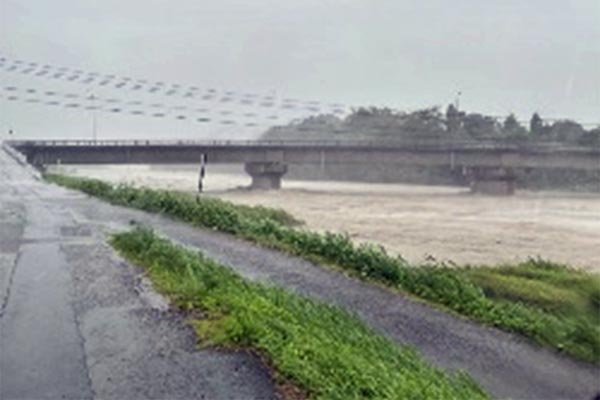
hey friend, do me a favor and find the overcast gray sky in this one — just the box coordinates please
[1,0,598,139]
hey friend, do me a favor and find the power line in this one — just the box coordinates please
[0,84,276,128]
[0,54,348,116]
[1,53,598,128]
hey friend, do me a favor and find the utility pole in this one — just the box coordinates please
[87,92,97,142]
[92,94,97,142]
[455,90,462,111]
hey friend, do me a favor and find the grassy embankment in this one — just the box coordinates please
[46,174,600,364]
[111,227,488,399]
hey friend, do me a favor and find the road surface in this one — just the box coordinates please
[0,147,276,399]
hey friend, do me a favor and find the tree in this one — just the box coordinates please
[445,104,463,134]
[462,113,499,138]
[503,114,528,139]
[547,120,585,143]
[529,112,544,135]
[577,127,600,146]
[400,107,446,138]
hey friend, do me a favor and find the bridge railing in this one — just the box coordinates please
[5,139,597,152]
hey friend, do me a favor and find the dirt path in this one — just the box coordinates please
[58,164,600,271]
[59,183,600,400]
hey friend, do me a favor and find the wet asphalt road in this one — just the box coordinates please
[0,147,277,399]
[1,144,599,399]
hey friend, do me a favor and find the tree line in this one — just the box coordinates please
[264,105,600,146]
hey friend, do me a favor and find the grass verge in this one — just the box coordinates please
[110,227,488,399]
[458,260,600,362]
[46,174,600,364]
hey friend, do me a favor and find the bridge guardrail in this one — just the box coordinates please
[5,139,599,153]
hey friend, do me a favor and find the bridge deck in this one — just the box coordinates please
[6,139,600,171]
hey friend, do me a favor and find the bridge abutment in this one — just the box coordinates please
[244,162,288,190]
[469,167,516,195]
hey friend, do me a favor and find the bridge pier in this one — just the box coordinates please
[469,167,516,195]
[244,162,288,190]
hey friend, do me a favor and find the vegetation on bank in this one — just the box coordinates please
[45,173,300,228]
[459,261,600,362]
[46,174,600,364]
[111,227,488,400]
[263,107,600,191]
[264,106,600,147]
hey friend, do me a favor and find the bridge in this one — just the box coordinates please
[5,139,600,195]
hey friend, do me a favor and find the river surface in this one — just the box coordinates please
[52,164,600,271]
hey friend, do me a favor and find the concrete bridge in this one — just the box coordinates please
[5,139,600,194]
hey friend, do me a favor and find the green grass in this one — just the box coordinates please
[45,174,301,230]
[110,227,488,400]
[459,260,600,361]
[46,174,600,364]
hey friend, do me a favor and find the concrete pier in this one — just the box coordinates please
[469,167,516,195]
[244,162,288,189]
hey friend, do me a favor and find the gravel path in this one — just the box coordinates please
[60,185,600,400]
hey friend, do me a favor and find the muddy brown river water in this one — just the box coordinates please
[52,164,600,271]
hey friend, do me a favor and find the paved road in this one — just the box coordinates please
[0,147,277,399]
[1,145,599,399]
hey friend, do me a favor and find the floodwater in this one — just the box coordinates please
[51,164,600,272]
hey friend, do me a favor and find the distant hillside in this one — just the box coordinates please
[263,105,600,145]
[261,106,600,191]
